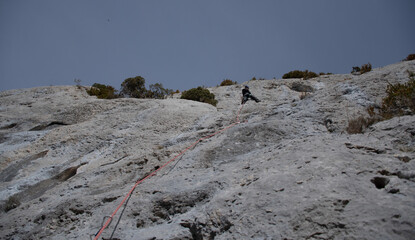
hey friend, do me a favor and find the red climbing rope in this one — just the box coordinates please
[93,104,245,240]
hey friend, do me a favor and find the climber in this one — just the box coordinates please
[241,85,261,104]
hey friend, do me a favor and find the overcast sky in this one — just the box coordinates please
[1,0,414,92]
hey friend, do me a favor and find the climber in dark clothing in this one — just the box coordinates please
[241,85,261,104]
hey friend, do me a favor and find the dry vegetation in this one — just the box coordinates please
[347,71,415,134]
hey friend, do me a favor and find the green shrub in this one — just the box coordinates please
[403,54,415,61]
[181,87,218,106]
[380,72,415,118]
[220,79,237,86]
[146,83,173,99]
[282,70,318,80]
[120,76,173,99]
[87,83,118,99]
[282,70,303,79]
[303,70,318,80]
[120,76,146,98]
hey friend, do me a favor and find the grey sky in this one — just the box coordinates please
[1,0,414,92]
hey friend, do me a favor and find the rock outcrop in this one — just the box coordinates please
[0,60,414,239]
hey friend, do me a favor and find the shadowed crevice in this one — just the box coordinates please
[1,163,87,212]
[0,150,49,182]
[29,121,69,131]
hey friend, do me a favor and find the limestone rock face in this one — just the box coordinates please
[1,60,415,239]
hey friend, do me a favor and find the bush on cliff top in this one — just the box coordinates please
[119,76,173,99]
[87,83,118,99]
[403,53,415,61]
[282,70,318,80]
[120,76,147,98]
[220,79,237,86]
[181,87,218,106]
[351,63,372,74]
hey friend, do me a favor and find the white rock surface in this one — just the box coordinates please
[0,60,414,239]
